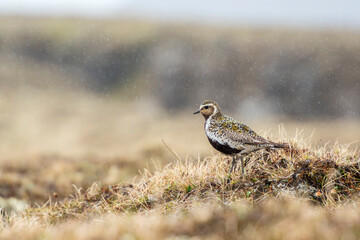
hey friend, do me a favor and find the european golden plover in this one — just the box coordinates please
[194,100,286,175]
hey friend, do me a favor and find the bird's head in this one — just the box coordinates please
[193,100,221,119]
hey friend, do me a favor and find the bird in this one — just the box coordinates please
[193,100,286,175]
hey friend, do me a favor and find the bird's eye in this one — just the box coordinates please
[204,106,209,109]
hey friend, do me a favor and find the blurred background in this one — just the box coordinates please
[0,0,359,203]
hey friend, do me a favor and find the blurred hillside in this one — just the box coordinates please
[0,17,360,118]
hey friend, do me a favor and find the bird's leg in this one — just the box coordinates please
[229,155,237,174]
[240,155,244,175]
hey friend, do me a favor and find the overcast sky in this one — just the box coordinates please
[1,0,360,29]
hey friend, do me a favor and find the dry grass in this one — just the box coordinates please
[0,155,142,204]
[2,199,360,240]
[0,135,359,239]
[23,133,360,218]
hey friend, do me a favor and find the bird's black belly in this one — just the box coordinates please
[207,137,241,155]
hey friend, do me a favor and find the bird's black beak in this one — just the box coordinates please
[193,110,200,115]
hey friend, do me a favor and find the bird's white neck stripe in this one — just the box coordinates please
[212,105,218,116]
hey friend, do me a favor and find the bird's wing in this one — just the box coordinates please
[220,118,272,148]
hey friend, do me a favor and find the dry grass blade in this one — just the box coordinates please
[161,139,182,162]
